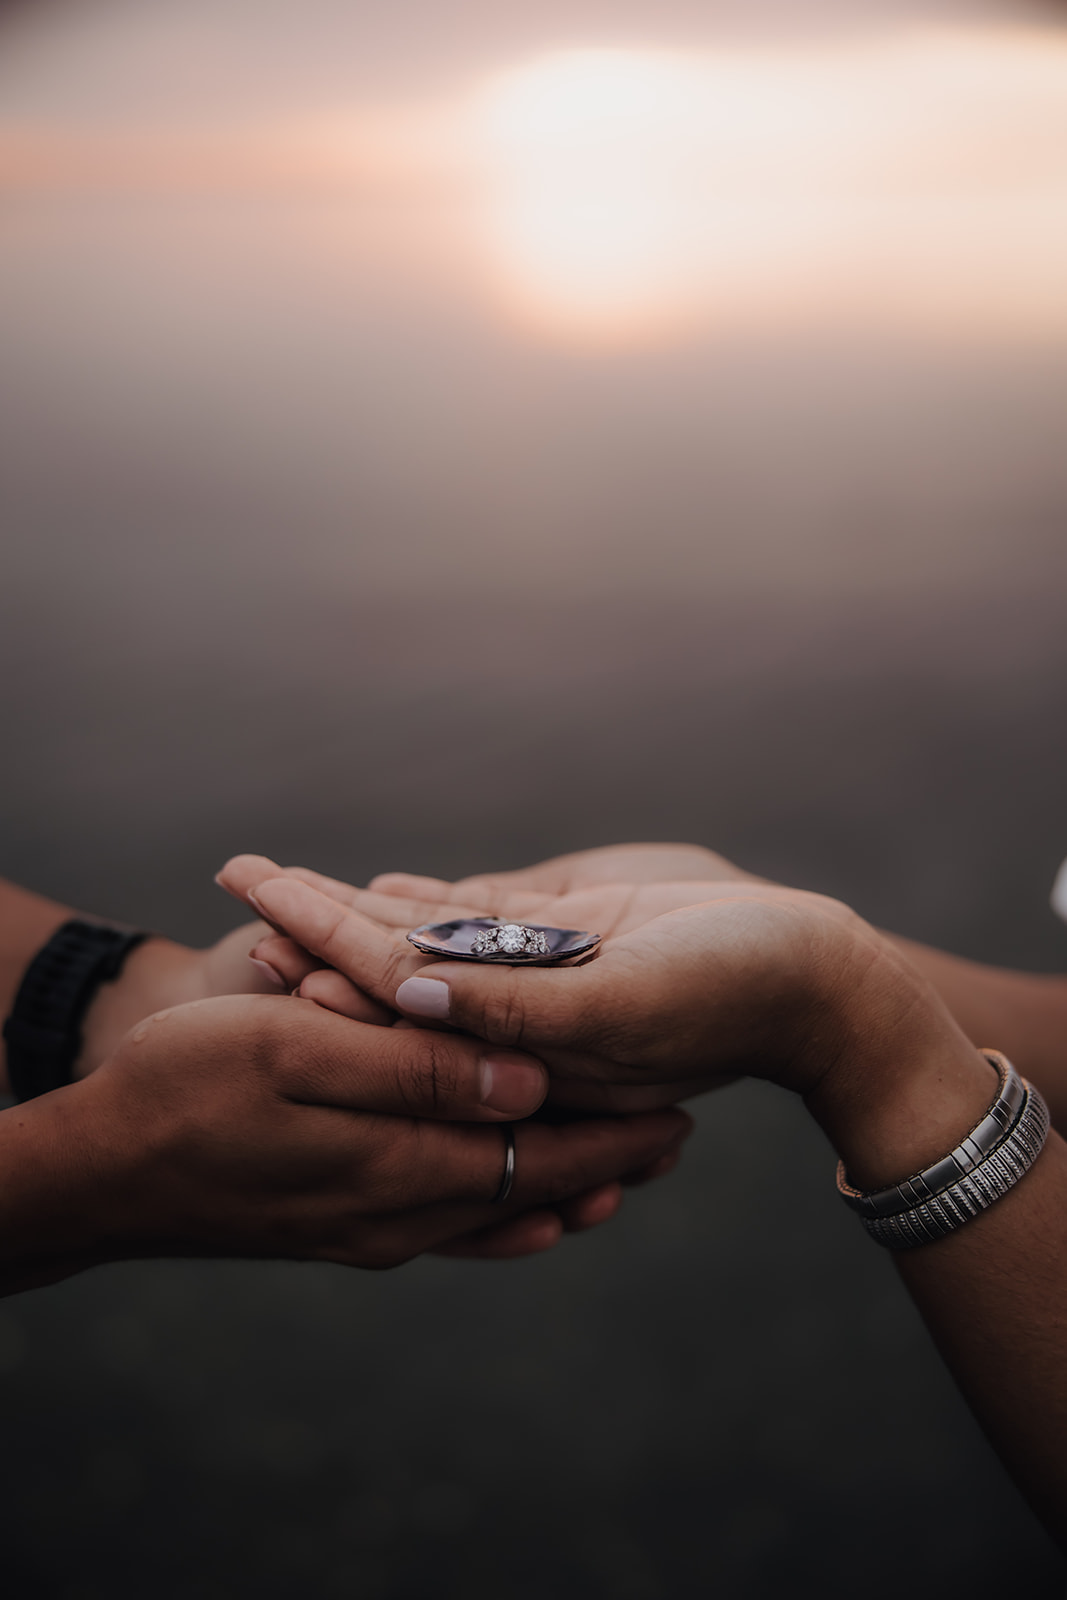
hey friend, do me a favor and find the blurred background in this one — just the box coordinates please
[2,0,1067,1594]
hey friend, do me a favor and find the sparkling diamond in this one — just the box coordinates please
[497,923,528,954]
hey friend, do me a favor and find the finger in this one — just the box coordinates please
[217,854,365,911]
[432,1180,625,1256]
[249,934,322,992]
[430,1211,564,1259]
[279,1001,549,1122]
[555,1180,624,1231]
[497,1109,690,1210]
[369,871,468,901]
[342,886,492,932]
[249,877,430,1006]
[392,953,611,1054]
[278,865,365,905]
[298,967,393,1026]
[623,1140,686,1186]
[216,854,289,918]
[371,868,559,907]
[201,920,277,993]
[386,1106,690,1211]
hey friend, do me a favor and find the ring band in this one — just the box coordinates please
[494,1125,516,1204]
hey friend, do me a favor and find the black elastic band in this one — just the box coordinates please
[2,920,149,1102]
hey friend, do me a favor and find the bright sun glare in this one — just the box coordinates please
[470,36,1067,341]
[3,28,1067,344]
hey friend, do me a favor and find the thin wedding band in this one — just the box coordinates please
[494,1125,516,1204]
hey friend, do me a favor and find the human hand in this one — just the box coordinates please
[369,841,759,905]
[215,851,758,1043]
[224,867,860,1094]
[216,854,742,1110]
[232,867,999,1188]
[213,857,687,1232]
[213,845,764,1044]
[0,992,690,1293]
[74,919,326,1078]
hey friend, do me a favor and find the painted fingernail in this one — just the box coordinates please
[248,956,287,990]
[395,975,450,1019]
[479,1052,546,1115]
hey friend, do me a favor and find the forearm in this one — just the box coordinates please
[809,976,1067,1547]
[889,935,1067,1131]
[0,1081,118,1296]
[897,1134,1067,1545]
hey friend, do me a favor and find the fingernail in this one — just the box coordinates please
[395,975,450,1019]
[248,956,287,990]
[479,1052,546,1115]
[247,889,267,916]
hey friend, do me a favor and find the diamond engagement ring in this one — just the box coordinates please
[406,918,601,965]
[472,923,549,957]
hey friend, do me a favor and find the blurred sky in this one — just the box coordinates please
[2,0,1067,616]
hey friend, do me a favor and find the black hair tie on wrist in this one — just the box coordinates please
[2,920,149,1102]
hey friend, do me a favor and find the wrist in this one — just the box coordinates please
[803,935,999,1190]
[75,937,201,1076]
[0,1074,134,1293]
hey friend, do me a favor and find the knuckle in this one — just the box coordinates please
[316,904,355,967]
[392,1032,464,1116]
[478,980,527,1048]
[422,1035,465,1114]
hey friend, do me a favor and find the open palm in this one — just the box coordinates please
[219,855,869,1110]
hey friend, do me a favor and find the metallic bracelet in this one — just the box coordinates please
[836,1050,1050,1250]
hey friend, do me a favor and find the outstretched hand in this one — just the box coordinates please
[215,849,768,1100]
[216,853,881,1108]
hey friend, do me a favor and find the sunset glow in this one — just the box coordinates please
[2,26,1067,344]
[469,33,1067,340]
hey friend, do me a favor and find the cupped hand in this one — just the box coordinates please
[214,851,764,1028]
[15,993,690,1287]
[214,857,688,1248]
[228,866,890,1107]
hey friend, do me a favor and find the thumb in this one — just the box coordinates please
[395,959,605,1053]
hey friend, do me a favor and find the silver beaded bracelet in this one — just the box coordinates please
[836,1050,1050,1250]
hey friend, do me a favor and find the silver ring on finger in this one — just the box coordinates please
[493,1125,516,1204]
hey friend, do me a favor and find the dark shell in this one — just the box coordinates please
[406,918,601,965]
